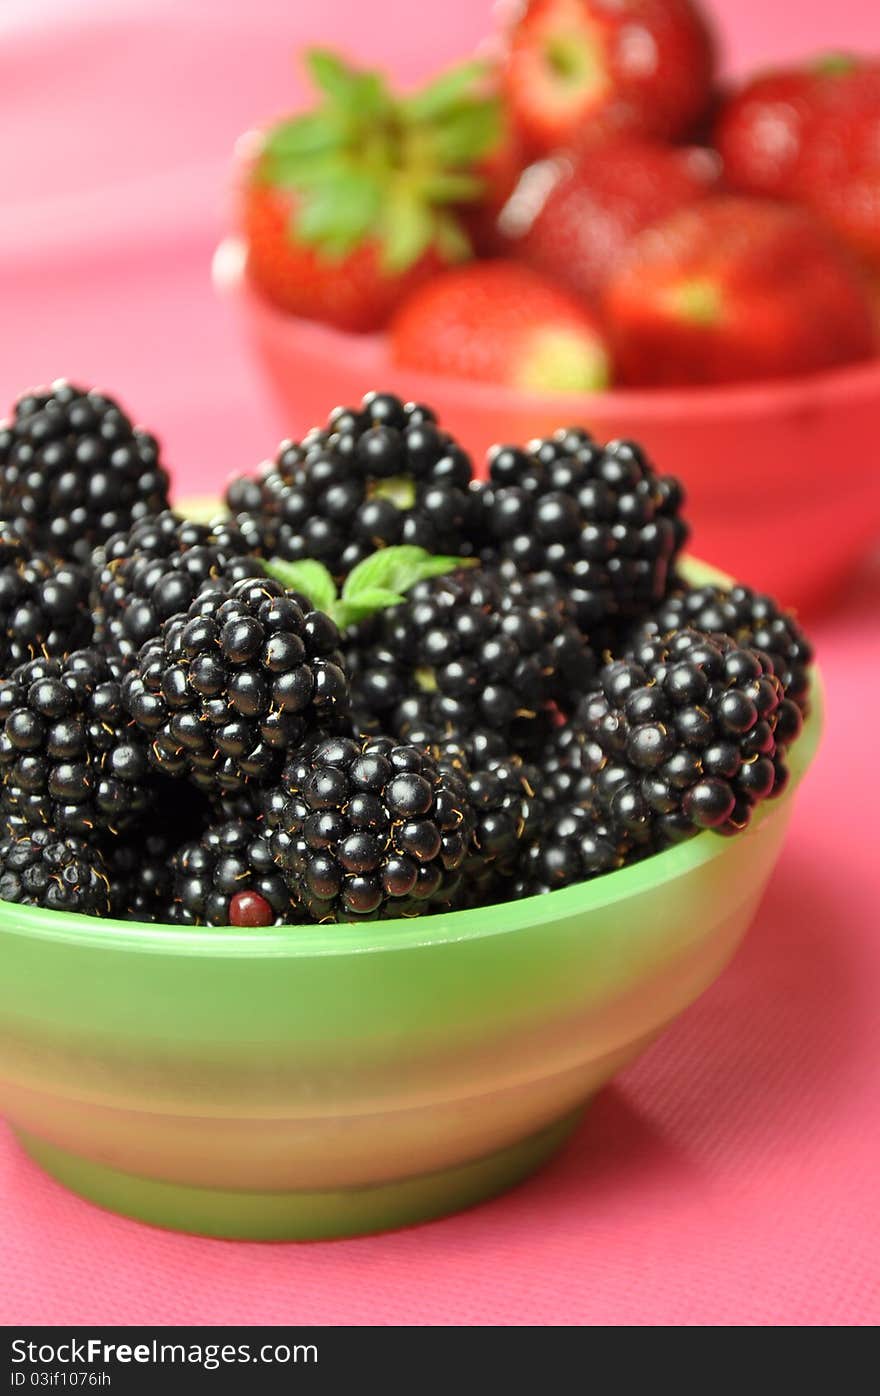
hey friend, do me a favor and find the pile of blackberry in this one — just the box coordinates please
[0,379,815,926]
[225,391,484,580]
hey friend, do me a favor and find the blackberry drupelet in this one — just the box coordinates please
[576,627,803,846]
[0,825,111,915]
[482,431,687,628]
[266,735,475,920]
[0,524,92,670]
[0,381,170,563]
[346,566,595,747]
[225,391,483,581]
[92,511,264,669]
[124,576,350,796]
[169,818,296,926]
[633,583,813,712]
[0,648,153,835]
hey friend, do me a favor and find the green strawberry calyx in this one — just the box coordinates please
[255,49,503,272]
[262,546,475,632]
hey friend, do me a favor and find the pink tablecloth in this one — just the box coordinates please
[1,0,879,1328]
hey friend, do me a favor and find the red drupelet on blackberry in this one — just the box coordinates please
[92,511,264,670]
[631,582,813,713]
[266,735,475,921]
[169,818,297,926]
[0,381,170,563]
[482,430,687,629]
[0,825,112,915]
[0,649,153,836]
[224,392,484,582]
[346,565,595,749]
[123,576,350,797]
[0,524,92,670]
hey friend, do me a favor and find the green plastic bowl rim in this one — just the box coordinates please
[0,557,823,958]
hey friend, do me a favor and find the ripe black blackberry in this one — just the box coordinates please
[632,583,813,713]
[124,576,350,796]
[576,628,802,846]
[432,738,545,904]
[0,648,153,835]
[0,525,92,670]
[107,832,177,922]
[482,431,687,628]
[0,381,170,563]
[0,825,111,915]
[515,803,647,896]
[266,735,475,920]
[169,818,296,926]
[92,511,264,669]
[346,566,595,747]
[225,391,483,581]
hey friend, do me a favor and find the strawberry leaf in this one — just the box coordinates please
[403,60,490,120]
[381,190,434,273]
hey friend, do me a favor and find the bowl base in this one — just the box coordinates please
[14,1109,585,1241]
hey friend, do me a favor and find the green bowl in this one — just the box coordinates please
[0,559,823,1240]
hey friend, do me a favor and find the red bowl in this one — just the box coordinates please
[214,238,880,613]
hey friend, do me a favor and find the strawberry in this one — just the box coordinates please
[389,260,611,392]
[501,138,719,302]
[460,119,526,254]
[602,197,875,386]
[792,63,880,272]
[242,51,504,333]
[501,0,716,158]
[715,55,874,202]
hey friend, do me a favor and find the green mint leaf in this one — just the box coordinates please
[343,546,471,602]
[262,558,339,615]
[334,587,407,630]
[403,60,490,120]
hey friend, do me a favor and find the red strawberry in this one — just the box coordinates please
[501,0,716,158]
[502,138,719,302]
[714,67,826,198]
[603,197,875,386]
[390,260,611,392]
[794,64,880,271]
[460,119,526,255]
[242,51,503,333]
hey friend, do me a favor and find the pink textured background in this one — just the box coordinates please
[1,0,879,1328]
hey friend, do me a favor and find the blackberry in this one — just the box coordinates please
[0,648,153,835]
[92,511,264,670]
[169,818,296,926]
[266,735,475,920]
[482,431,687,628]
[433,738,545,904]
[346,566,595,747]
[575,628,802,846]
[516,803,646,896]
[0,825,111,915]
[0,381,170,563]
[124,576,350,796]
[632,583,813,713]
[225,391,483,581]
[107,832,177,922]
[0,524,92,670]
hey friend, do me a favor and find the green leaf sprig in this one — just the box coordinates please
[263,546,475,632]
